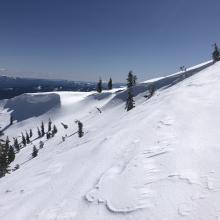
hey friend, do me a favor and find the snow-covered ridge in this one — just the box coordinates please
[0,60,220,220]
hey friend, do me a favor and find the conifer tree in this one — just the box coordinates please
[46,132,51,139]
[0,143,9,177]
[108,78,113,90]
[37,127,41,138]
[5,136,10,148]
[39,141,44,149]
[77,121,84,138]
[29,129,33,138]
[41,121,45,136]
[125,89,135,111]
[14,138,20,152]
[126,71,137,88]
[52,125,58,135]
[8,146,15,163]
[10,115,13,125]
[213,43,220,62]
[96,78,102,93]
[26,132,30,144]
[21,133,26,146]
[32,146,38,158]
[48,118,52,132]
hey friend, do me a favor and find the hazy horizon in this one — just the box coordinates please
[0,0,220,82]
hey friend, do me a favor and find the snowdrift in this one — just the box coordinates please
[4,93,61,122]
[0,60,220,220]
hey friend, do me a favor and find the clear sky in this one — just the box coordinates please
[0,0,220,82]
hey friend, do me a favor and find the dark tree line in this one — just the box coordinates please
[0,137,15,177]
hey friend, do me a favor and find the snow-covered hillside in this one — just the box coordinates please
[0,60,220,220]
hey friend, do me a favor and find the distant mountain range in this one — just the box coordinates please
[0,75,124,100]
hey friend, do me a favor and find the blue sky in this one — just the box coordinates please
[0,0,220,82]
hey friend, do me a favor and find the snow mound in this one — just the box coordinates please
[4,93,61,122]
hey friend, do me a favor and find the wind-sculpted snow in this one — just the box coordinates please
[85,144,170,213]
[1,61,220,220]
[104,60,213,108]
[4,93,61,122]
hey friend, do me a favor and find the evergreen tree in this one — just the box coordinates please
[212,43,220,62]
[32,146,38,158]
[14,138,20,152]
[21,133,26,146]
[108,78,113,90]
[96,78,102,93]
[0,143,9,177]
[29,129,33,138]
[10,115,13,125]
[125,89,135,111]
[46,132,51,139]
[48,118,52,132]
[5,136,10,148]
[52,125,58,135]
[37,127,41,138]
[126,71,137,88]
[77,121,84,138]
[8,146,15,163]
[26,132,30,144]
[41,121,45,136]
[39,141,44,149]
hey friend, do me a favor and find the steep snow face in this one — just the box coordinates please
[0,61,220,220]
[4,93,61,122]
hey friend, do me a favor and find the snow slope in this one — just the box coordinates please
[0,61,220,220]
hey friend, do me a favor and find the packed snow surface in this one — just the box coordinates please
[0,61,220,220]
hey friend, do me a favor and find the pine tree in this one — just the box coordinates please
[77,121,84,138]
[14,138,20,152]
[26,132,30,144]
[41,121,45,136]
[52,125,58,135]
[5,136,10,148]
[10,115,13,125]
[0,143,9,177]
[46,132,51,139]
[96,78,102,93]
[125,89,135,111]
[8,146,15,163]
[48,118,52,132]
[29,129,33,138]
[127,71,133,88]
[213,43,220,62]
[21,133,26,146]
[108,78,113,90]
[126,71,137,88]
[32,146,38,158]
[39,141,44,149]
[37,127,41,138]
